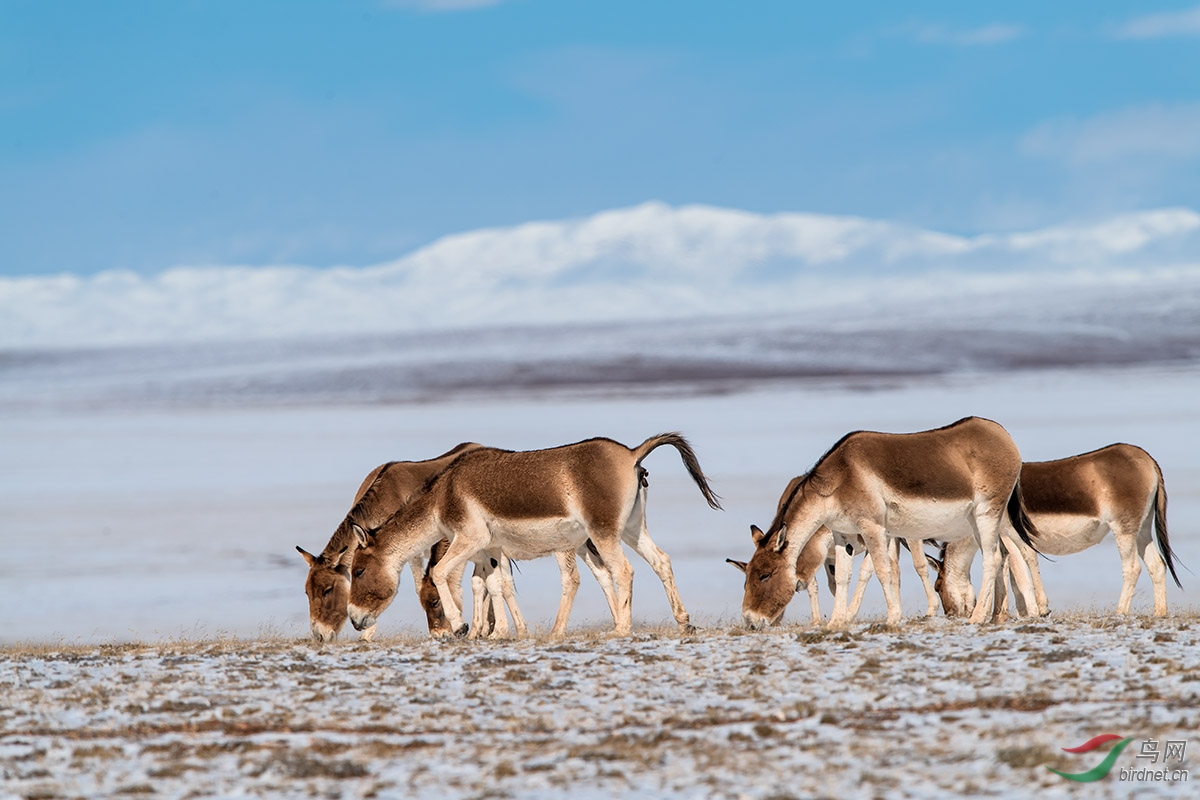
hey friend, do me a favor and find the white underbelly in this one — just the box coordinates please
[486,516,588,560]
[880,498,978,541]
[1027,513,1108,556]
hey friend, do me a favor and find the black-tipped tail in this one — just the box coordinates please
[632,432,722,510]
[1152,466,1184,588]
[1006,480,1041,554]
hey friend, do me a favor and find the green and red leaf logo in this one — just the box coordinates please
[1047,734,1135,782]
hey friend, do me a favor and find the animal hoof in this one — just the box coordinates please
[681,623,697,635]
[454,624,469,638]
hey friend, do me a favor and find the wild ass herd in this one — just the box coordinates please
[297,417,1183,642]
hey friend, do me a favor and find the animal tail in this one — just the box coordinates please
[1151,460,1183,588]
[1006,479,1041,553]
[631,432,722,509]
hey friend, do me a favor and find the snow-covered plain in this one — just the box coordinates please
[1,618,1196,799]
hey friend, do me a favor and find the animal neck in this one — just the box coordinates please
[320,518,361,562]
[375,488,445,563]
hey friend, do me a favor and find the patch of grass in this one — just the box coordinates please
[277,753,370,779]
[996,744,1066,770]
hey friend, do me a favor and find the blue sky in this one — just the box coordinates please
[2,0,1199,276]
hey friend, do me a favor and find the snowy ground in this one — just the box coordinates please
[2,615,1197,799]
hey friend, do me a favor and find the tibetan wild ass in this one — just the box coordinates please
[420,469,655,638]
[928,443,1182,618]
[348,433,722,637]
[737,417,1039,629]
[296,442,483,642]
[729,475,942,626]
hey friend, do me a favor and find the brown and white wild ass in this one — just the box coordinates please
[927,443,1182,618]
[728,477,941,626]
[296,442,483,642]
[348,433,722,637]
[736,417,1039,629]
[419,469,655,638]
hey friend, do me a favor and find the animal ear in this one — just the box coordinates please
[350,523,369,548]
[925,555,942,574]
[327,545,351,570]
[772,524,789,553]
[297,546,320,568]
[726,558,747,574]
[750,525,766,545]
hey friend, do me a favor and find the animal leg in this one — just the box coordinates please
[1115,519,1144,615]
[826,543,854,630]
[1006,527,1050,616]
[968,505,1004,625]
[589,531,635,636]
[578,541,621,624]
[845,547,875,621]
[482,558,514,639]
[622,518,692,632]
[467,565,489,640]
[1134,514,1169,617]
[998,531,1039,618]
[550,551,582,637]
[905,538,939,617]
[859,521,902,626]
[429,524,489,637]
[807,577,823,625]
[992,544,1011,623]
[493,555,526,636]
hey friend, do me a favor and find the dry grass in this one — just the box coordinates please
[2,609,1197,798]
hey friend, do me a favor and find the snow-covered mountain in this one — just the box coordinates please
[3,202,1200,349]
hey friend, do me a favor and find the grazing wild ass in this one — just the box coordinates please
[348,433,722,637]
[737,417,1039,629]
[927,444,1182,618]
[296,442,483,642]
[419,469,655,638]
[729,475,941,626]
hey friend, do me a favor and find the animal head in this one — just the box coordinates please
[925,544,973,617]
[728,523,798,630]
[297,540,359,642]
[346,526,402,632]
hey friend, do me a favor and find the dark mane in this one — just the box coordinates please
[763,417,985,539]
[765,429,863,537]
[321,444,486,556]
[320,461,401,559]
[435,441,480,460]
[367,449,493,537]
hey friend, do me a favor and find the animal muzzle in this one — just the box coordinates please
[348,605,376,632]
[310,622,337,643]
[742,612,771,631]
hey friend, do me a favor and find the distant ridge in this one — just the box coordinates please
[2,202,1199,349]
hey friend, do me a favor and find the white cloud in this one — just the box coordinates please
[1112,5,1200,39]
[3,203,1200,349]
[901,22,1025,47]
[1021,102,1200,164]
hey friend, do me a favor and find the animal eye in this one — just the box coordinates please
[353,569,364,579]
[322,586,334,596]
[430,598,440,607]
[759,573,772,582]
